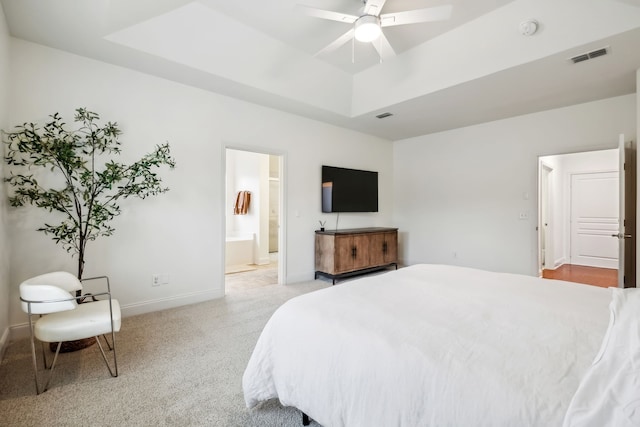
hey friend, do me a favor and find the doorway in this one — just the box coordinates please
[538,148,627,287]
[224,148,284,293]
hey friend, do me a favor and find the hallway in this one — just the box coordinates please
[542,264,617,288]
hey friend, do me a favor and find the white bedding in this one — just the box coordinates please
[243,264,613,426]
[563,288,640,427]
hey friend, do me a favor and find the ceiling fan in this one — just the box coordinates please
[297,0,453,61]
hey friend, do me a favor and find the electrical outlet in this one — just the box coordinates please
[519,212,529,220]
[152,274,160,287]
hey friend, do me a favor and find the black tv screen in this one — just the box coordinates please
[322,165,378,213]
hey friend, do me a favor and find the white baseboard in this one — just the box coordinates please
[121,288,224,317]
[285,271,316,284]
[554,257,566,269]
[9,322,29,341]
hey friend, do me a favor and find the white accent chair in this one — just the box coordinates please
[19,271,121,394]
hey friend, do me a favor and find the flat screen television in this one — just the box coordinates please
[322,165,378,213]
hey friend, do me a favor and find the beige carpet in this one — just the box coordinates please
[0,279,330,426]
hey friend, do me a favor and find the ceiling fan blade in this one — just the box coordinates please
[296,4,357,24]
[363,0,387,17]
[372,31,395,62]
[381,5,452,27]
[315,28,355,56]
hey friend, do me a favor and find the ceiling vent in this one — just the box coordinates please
[570,47,609,64]
[376,112,393,119]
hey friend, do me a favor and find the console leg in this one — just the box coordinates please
[302,412,311,426]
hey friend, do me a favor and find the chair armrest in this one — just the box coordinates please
[19,285,78,314]
[81,276,111,293]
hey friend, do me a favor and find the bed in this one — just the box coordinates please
[242,264,640,426]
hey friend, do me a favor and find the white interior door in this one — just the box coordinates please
[570,171,619,269]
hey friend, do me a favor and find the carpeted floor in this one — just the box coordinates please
[0,279,330,426]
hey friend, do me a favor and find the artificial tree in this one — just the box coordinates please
[3,108,176,281]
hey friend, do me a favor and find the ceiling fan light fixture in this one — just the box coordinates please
[354,15,381,42]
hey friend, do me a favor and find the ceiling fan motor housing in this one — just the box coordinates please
[355,15,381,42]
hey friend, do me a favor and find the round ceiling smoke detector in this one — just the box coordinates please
[519,19,539,36]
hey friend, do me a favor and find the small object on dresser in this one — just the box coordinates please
[319,220,326,231]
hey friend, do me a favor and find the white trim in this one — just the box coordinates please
[278,153,288,285]
[554,257,567,269]
[221,143,228,293]
[120,289,223,317]
[286,271,316,284]
[257,256,271,265]
[9,323,29,341]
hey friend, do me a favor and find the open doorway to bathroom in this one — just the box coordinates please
[224,148,283,293]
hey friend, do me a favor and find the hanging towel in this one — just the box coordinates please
[234,191,251,215]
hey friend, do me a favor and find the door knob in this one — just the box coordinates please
[611,233,633,239]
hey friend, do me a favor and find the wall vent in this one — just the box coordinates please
[570,46,609,64]
[376,112,393,119]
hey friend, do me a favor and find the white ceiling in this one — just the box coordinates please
[2,0,640,140]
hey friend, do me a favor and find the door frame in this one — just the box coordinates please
[222,144,287,293]
[537,146,635,280]
[619,136,637,287]
[538,162,554,274]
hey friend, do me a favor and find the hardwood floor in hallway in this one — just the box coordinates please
[542,264,617,288]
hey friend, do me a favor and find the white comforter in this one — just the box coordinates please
[563,287,640,427]
[243,264,613,427]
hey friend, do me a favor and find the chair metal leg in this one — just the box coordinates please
[101,334,113,351]
[36,315,50,370]
[111,329,118,377]
[41,342,63,393]
[27,315,40,395]
[40,341,49,369]
[95,334,118,377]
[37,335,118,394]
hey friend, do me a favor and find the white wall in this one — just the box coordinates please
[5,39,393,330]
[393,95,636,276]
[0,3,11,357]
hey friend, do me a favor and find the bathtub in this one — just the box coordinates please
[225,233,255,267]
